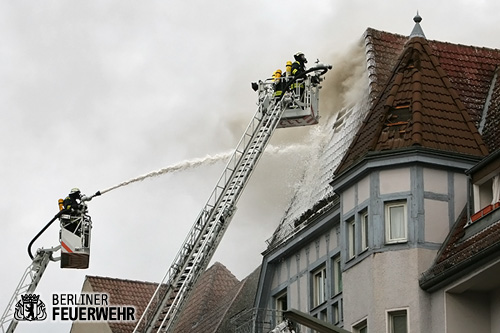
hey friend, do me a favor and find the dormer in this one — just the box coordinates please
[467,150,500,225]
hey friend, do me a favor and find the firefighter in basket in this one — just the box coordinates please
[58,188,87,235]
[290,52,308,99]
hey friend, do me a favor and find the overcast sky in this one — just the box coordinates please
[2,1,500,332]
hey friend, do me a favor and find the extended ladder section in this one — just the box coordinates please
[134,64,331,333]
[0,248,57,333]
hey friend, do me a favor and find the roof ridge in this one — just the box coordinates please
[86,274,159,286]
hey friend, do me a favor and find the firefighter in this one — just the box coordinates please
[60,188,84,234]
[273,69,285,99]
[62,188,83,212]
[291,52,307,76]
[290,52,308,99]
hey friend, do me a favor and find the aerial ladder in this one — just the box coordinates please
[134,62,332,333]
[0,191,100,333]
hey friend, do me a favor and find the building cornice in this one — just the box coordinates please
[331,147,482,193]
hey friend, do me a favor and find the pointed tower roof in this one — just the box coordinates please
[335,19,488,175]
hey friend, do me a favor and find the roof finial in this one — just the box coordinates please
[410,11,426,39]
[414,11,422,23]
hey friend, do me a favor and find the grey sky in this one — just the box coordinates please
[1,1,500,332]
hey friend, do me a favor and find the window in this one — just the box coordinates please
[470,171,500,224]
[314,308,327,322]
[332,256,342,296]
[493,174,500,204]
[332,300,343,325]
[353,319,367,333]
[275,290,287,323]
[388,309,408,333]
[348,218,356,258]
[474,178,494,211]
[385,201,407,243]
[384,105,411,129]
[312,265,327,307]
[361,211,369,250]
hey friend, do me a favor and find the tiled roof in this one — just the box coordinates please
[85,275,159,333]
[420,205,500,290]
[172,262,239,332]
[177,265,261,333]
[76,262,256,333]
[364,28,500,150]
[336,32,492,174]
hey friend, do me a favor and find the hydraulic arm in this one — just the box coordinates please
[0,247,57,333]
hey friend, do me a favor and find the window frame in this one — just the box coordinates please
[332,255,342,296]
[275,290,287,312]
[347,217,356,259]
[312,264,327,308]
[314,308,328,322]
[360,210,369,251]
[387,308,409,333]
[385,200,408,244]
[332,300,343,325]
[274,289,288,324]
[352,318,368,333]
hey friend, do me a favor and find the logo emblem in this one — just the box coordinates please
[14,294,47,321]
